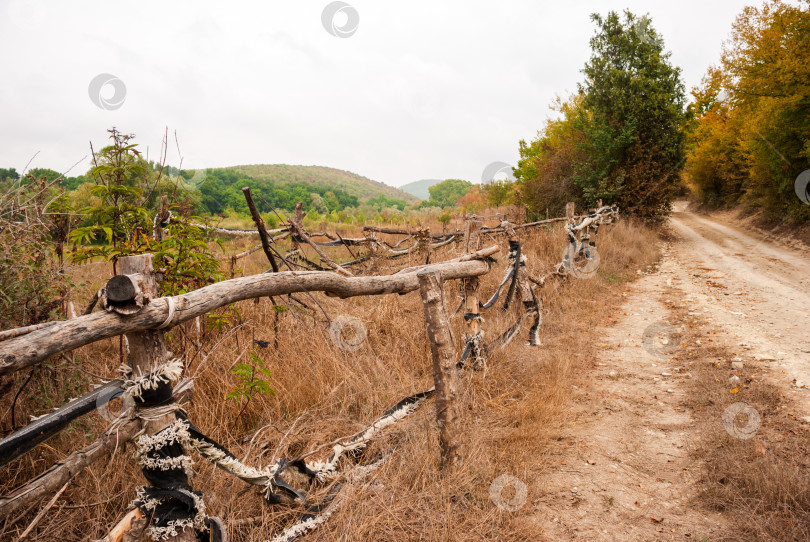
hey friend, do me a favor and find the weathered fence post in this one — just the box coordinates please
[417,268,460,468]
[463,217,484,366]
[152,195,169,243]
[417,226,431,265]
[118,255,170,386]
[565,202,576,224]
[116,254,196,542]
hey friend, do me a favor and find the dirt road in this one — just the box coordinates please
[532,206,809,540]
[669,206,810,412]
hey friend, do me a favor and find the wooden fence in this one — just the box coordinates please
[0,196,618,541]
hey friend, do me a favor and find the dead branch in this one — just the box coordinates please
[288,202,352,277]
[241,187,279,273]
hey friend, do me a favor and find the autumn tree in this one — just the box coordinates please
[576,11,689,221]
[685,0,810,222]
[516,11,688,222]
[515,94,589,217]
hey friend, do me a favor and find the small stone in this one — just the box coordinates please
[609,370,617,377]
[661,372,672,377]
[666,389,674,393]
[730,375,741,385]
[731,361,744,370]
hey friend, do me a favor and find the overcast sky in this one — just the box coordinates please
[1,0,754,188]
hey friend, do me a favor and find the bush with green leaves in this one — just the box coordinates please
[0,174,74,327]
[227,349,275,424]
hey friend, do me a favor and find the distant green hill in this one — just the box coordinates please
[228,164,417,203]
[399,179,442,200]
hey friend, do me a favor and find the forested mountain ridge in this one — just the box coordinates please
[227,164,417,203]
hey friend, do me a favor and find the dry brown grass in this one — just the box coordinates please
[666,300,810,541]
[0,217,661,541]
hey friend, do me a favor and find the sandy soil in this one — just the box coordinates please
[530,205,810,540]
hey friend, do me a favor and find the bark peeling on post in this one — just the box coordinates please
[116,255,196,541]
[0,380,194,521]
[417,269,461,469]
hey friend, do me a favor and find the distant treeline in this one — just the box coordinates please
[0,165,410,218]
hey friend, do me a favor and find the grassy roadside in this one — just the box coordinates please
[0,219,661,541]
[663,296,810,541]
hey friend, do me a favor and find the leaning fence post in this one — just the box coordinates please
[417,268,461,468]
[115,254,196,542]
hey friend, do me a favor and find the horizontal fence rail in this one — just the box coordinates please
[0,255,496,376]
